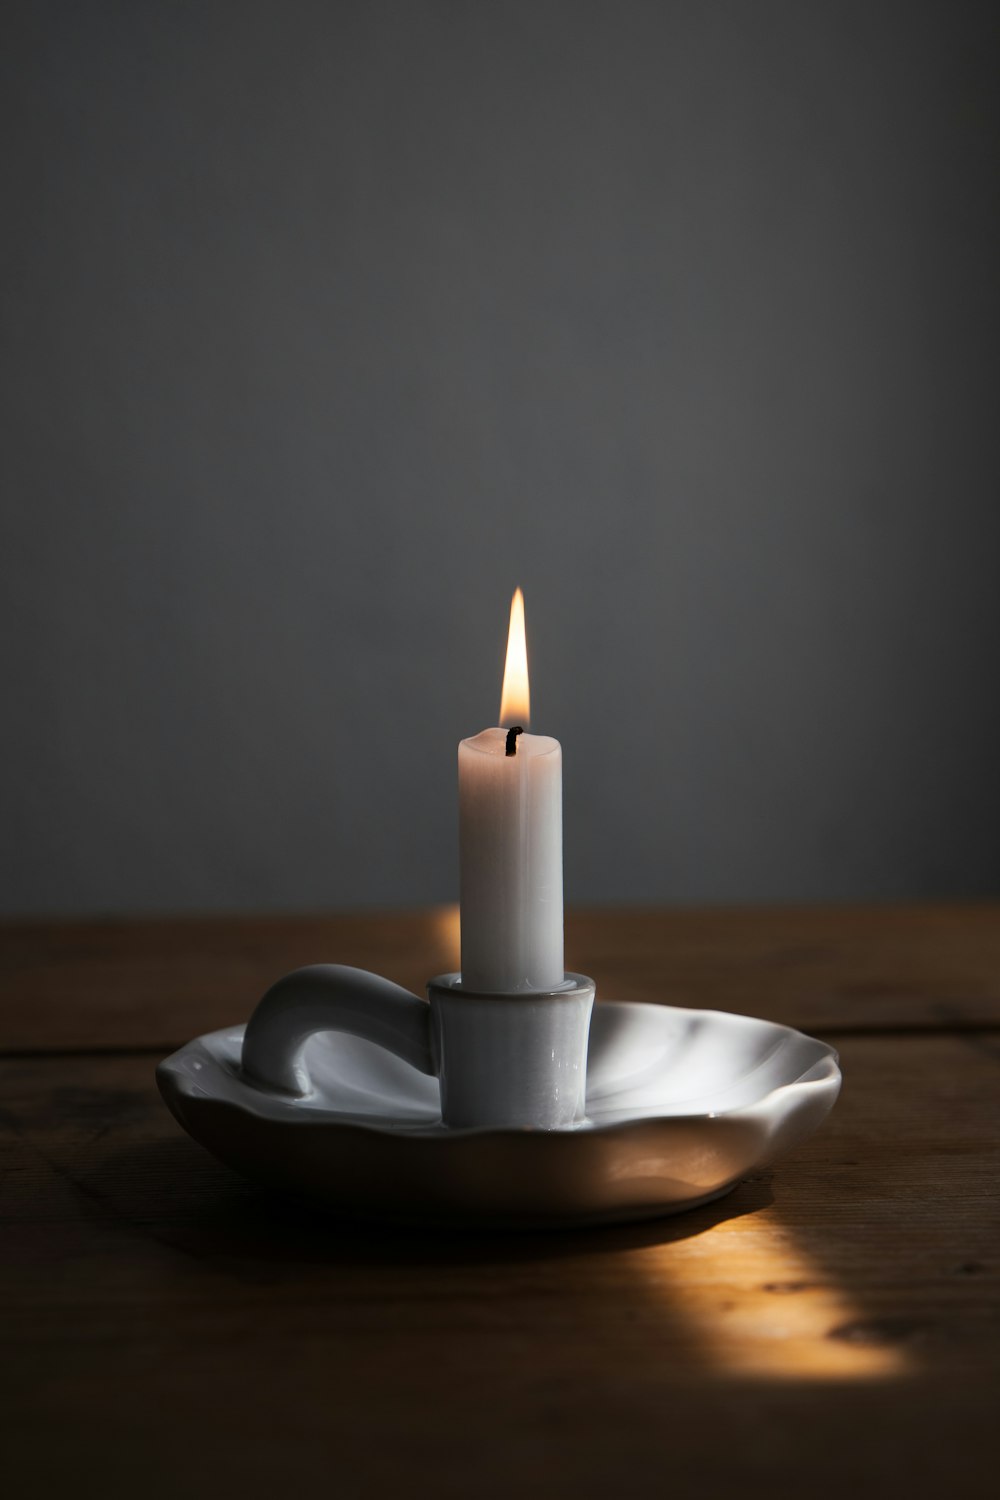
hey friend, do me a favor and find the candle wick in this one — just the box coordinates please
[505,726,524,757]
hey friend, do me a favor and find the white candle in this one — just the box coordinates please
[459,589,564,993]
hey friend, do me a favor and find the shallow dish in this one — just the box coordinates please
[157,1000,840,1228]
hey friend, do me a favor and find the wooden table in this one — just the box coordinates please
[2,905,998,1498]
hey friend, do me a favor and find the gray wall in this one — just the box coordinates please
[3,1,999,916]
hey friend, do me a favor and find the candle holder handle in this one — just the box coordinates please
[242,964,434,1096]
[241,963,596,1129]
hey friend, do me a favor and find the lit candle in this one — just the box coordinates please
[458,589,564,992]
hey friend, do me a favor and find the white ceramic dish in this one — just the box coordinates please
[157,1000,840,1229]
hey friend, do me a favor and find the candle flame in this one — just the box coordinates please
[499,587,530,728]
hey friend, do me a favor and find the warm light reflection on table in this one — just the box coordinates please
[637,1219,911,1381]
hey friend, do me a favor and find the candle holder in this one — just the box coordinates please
[240,964,595,1130]
[157,962,841,1229]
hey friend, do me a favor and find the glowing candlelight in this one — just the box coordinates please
[499,586,530,728]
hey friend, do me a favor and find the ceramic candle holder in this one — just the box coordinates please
[161,995,841,1227]
[241,964,595,1131]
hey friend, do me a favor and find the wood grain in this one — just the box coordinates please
[2,902,998,1053]
[1,906,999,1498]
[1,1034,998,1496]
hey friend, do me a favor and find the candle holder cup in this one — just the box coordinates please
[240,964,595,1130]
[427,973,594,1129]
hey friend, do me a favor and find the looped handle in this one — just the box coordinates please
[241,964,434,1096]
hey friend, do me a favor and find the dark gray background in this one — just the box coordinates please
[2,1,998,916]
